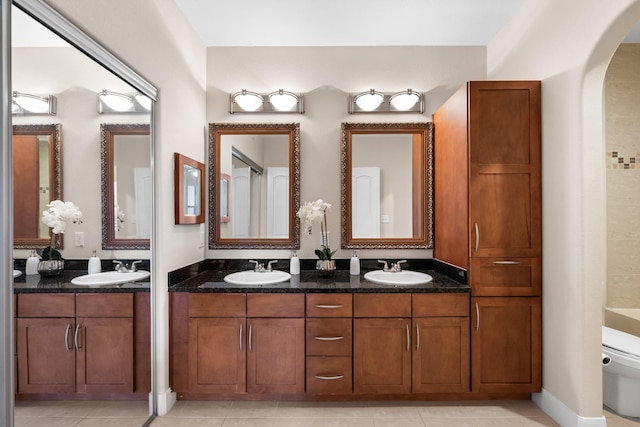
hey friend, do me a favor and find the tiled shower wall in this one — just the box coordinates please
[605,43,640,308]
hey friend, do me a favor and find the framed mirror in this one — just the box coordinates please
[101,123,151,249]
[174,153,205,224]
[209,123,300,249]
[341,122,434,249]
[12,124,62,249]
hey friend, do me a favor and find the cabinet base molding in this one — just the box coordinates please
[173,392,534,401]
[15,392,149,401]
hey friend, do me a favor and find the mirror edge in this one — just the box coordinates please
[12,123,63,249]
[100,122,151,250]
[340,121,434,250]
[208,122,301,249]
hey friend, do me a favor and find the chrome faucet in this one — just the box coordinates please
[113,260,143,273]
[249,260,266,272]
[113,260,128,273]
[378,259,407,272]
[130,260,143,272]
[266,260,278,272]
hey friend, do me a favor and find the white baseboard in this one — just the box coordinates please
[533,389,606,427]
[156,388,177,416]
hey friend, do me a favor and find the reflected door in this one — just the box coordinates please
[232,166,251,237]
[13,134,40,239]
[352,167,380,238]
[267,167,289,238]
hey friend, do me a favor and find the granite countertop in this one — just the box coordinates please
[12,270,150,293]
[169,268,469,294]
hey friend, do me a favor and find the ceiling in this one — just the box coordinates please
[12,1,640,48]
[174,0,530,47]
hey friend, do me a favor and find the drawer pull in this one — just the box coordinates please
[314,304,344,309]
[493,260,521,265]
[314,336,344,341]
[315,375,345,381]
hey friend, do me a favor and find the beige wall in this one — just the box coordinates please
[488,0,640,420]
[205,46,486,260]
[46,0,207,411]
[604,44,640,309]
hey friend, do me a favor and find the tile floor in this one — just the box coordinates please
[13,400,640,427]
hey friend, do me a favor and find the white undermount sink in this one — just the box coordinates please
[71,270,150,286]
[13,270,22,278]
[224,270,291,286]
[363,270,433,286]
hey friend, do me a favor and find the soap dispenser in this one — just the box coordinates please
[88,250,101,275]
[350,250,360,275]
[26,250,39,275]
[290,251,300,275]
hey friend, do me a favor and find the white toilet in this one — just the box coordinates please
[602,325,640,418]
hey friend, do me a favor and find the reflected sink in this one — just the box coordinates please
[71,270,150,286]
[224,270,291,286]
[363,270,433,286]
[13,270,22,278]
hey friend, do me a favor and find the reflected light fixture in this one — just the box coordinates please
[98,90,151,114]
[12,91,57,115]
[230,89,304,113]
[349,89,424,114]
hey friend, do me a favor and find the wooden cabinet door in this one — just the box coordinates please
[471,297,541,393]
[247,318,305,394]
[353,318,411,394]
[468,81,541,259]
[188,317,246,394]
[16,318,76,394]
[412,317,470,393]
[75,317,134,394]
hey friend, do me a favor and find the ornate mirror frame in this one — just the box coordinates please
[101,123,151,249]
[208,122,301,249]
[12,124,63,249]
[341,122,434,249]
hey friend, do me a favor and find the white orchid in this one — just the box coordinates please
[296,199,335,260]
[39,200,83,260]
[42,200,83,234]
[296,199,331,235]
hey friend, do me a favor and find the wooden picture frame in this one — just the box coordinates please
[174,153,205,224]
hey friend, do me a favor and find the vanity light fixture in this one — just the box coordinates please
[349,89,424,114]
[12,91,57,115]
[353,89,385,112]
[230,89,304,113]
[97,90,151,114]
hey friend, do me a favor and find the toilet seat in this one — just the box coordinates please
[602,326,640,358]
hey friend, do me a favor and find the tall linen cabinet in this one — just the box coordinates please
[433,81,542,394]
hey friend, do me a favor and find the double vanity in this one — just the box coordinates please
[167,256,539,401]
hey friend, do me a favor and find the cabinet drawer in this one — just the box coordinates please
[306,294,352,317]
[412,294,469,317]
[247,294,304,317]
[76,293,133,317]
[17,294,75,317]
[470,257,541,296]
[353,294,411,317]
[306,318,352,356]
[189,294,246,317]
[306,356,352,395]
